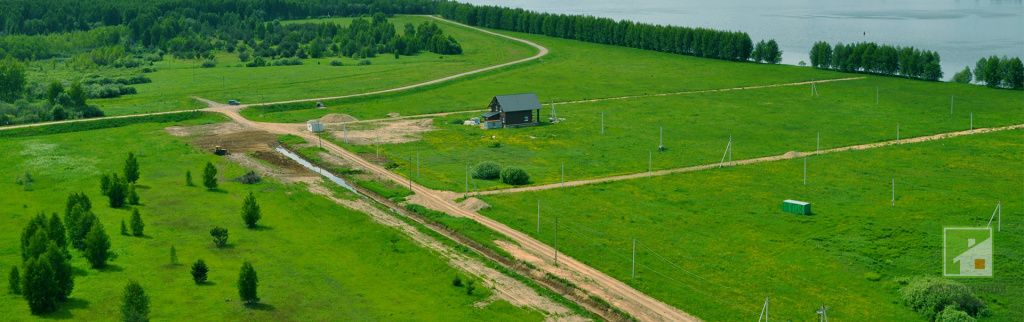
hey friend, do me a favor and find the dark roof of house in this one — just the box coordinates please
[492,93,541,112]
[481,111,500,118]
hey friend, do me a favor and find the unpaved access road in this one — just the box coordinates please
[472,123,1024,196]
[240,15,549,109]
[206,101,699,321]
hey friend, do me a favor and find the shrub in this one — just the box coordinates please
[191,260,209,284]
[936,306,976,322]
[120,281,149,322]
[452,275,463,287]
[472,162,501,180]
[84,223,111,268]
[130,209,144,236]
[357,59,372,66]
[210,227,228,247]
[241,192,261,229]
[203,162,217,190]
[271,57,302,66]
[899,277,986,320]
[201,59,216,68]
[500,167,530,185]
[238,261,259,306]
[8,266,20,295]
[329,60,344,66]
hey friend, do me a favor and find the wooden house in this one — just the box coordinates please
[481,93,541,129]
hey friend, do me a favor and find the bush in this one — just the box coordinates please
[936,306,976,322]
[201,59,216,68]
[357,59,372,66]
[472,162,501,180]
[500,167,530,185]
[271,57,302,66]
[191,260,209,284]
[120,281,149,322]
[899,277,986,320]
[329,60,344,66]
[210,227,228,247]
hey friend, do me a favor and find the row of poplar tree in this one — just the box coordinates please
[809,41,944,81]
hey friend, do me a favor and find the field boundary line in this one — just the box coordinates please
[471,123,1024,196]
[0,109,200,131]
[550,76,865,106]
[314,77,866,126]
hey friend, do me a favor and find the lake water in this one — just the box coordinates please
[460,0,1024,79]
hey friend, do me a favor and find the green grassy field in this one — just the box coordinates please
[339,76,1023,192]
[28,15,534,117]
[0,116,545,321]
[243,27,849,122]
[476,129,1024,321]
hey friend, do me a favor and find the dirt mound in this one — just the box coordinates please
[320,113,358,123]
[459,197,491,212]
[165,123,244,137]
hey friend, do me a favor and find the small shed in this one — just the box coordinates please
[482,93,541,128]
[306,120,324,133]
[782,200,811,215]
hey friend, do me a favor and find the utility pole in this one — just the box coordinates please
[408,157,413,190]
[465,164,469,197]
[950,95,954,115]
[758,297,770,322]
[658,126,664,151]
[891,178,895,207]
[416,152,420,179]
[561,162,565,188]
[648,150,653,175]
[896,123,900,142]
[816,132,820,152]
[970,112,974,130]
[600,112,605,134]
[803,157,807,185]
[554,217,559,267]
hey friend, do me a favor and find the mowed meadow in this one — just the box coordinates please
[478,129,1024,321]
[336,75,1024,192]
[0,116,544,321]
[27,15,536,117]
[242,26,846,122]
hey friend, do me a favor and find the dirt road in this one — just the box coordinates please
[206,101,698,321]
[0,109,198,131]
[240,16,549,109]
[473,123,1024,196]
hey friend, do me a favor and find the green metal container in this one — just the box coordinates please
[782,200,811,215]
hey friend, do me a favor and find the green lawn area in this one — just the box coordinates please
[476,129,1024,321]
[0,115,544,321]
[243,27,849,122]
[60,15,534,116]
[343,76,1024,192]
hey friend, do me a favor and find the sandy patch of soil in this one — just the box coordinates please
[328,119,434,145]
[319,113,358,123]
[165,122,245,137]
[459,197,491,212]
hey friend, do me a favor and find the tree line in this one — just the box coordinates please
[0,0,436,36]
[954,56,1024,90]
[436,1,770,63]
[809,41,943,81]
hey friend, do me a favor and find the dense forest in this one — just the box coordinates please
[0,0,461,126]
